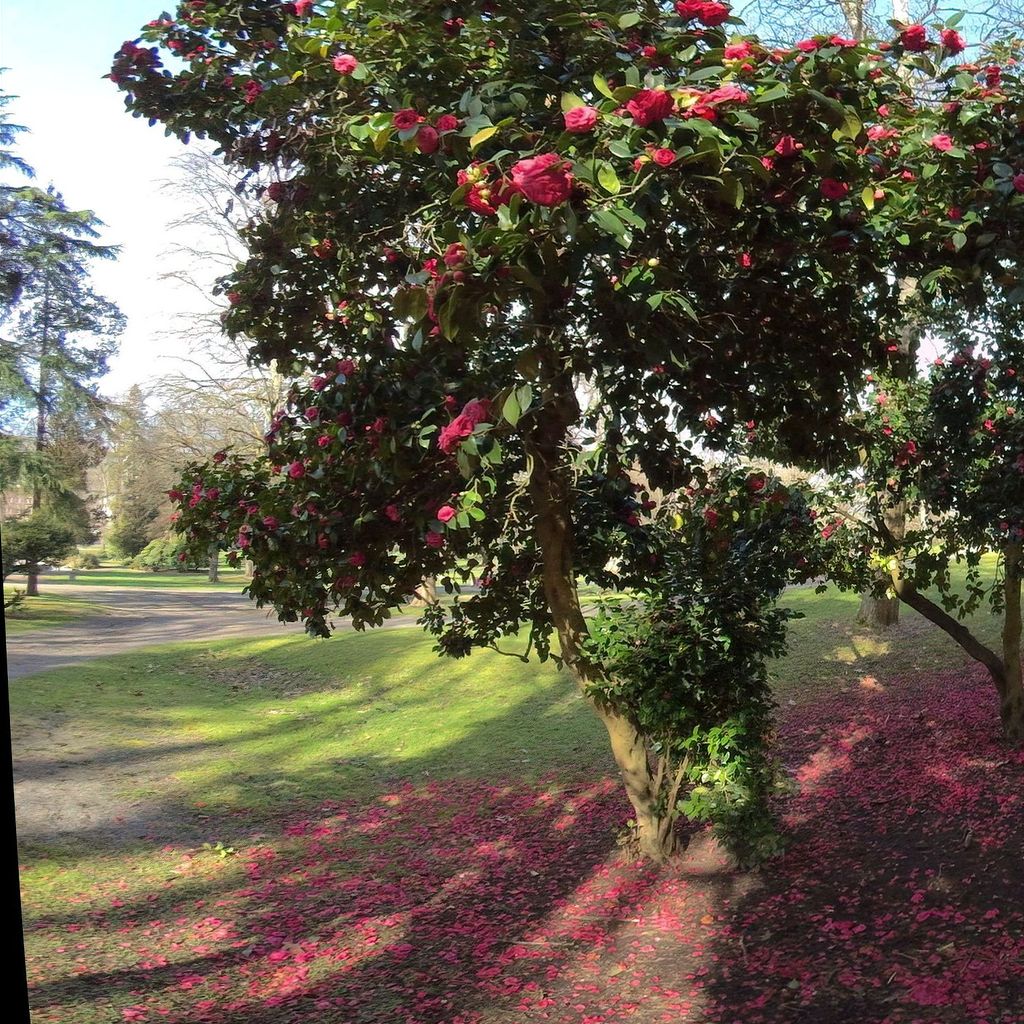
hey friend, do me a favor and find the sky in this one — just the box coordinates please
[1,0,219,397]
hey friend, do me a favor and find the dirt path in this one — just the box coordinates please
[4,583,418,680]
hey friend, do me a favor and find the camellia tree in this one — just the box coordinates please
[111,2,1024,858]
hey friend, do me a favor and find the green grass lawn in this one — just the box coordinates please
[14,569,1015,1024]
[3,592,105,635]
[15,565,250,590]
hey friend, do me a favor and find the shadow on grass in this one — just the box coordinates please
[698,668,1024,1023]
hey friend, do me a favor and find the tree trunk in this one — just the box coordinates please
[410,576,438,607]
[28,277,52,601]
[1000,543,1024,741]
[208,549,219,583]
[857,590,899,627]
[525,374,675,862]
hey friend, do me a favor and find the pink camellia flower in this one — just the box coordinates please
[317,434,331,448]
[795,39,819,52]
[774,135,803,158]
[820,178,849,200]
[384,504,401,522]
[704,507,719,528]
[393,108,422,131]
[436,505,457,523]
[262,516,280,529]
[337,358,356,376]
[212,450,227,463]
[305,406,320,420]
[931,133,953,151]
[652,148,676,166]
[738,251,753,268]
[563,105,599,133]
[986,65,1002,87]
[310,375,329,391]
[243,81,263,104]
[416,125,440,154]
[900,24,929,52]
[1013,173,1024,192]
[830,35,857,47]
[287,460,305,479]
[705,84,748,105]
[206,487,220,501]
[167,488,184,502]
[227,291,241,305]
[425,530,445,549]
[295,0,314,15]
[867,124,898,141]
[333,54,358,74]
[510,153,574,206]
[438,398,493,453]
[948,205,963,220]
[941,29,965,54]
[436,113,461,133]
[348,551,366,567]
[626,88,675,127]
[724,42,754,60]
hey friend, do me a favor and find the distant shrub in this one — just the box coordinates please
[66,552,101,571]
[132,536,205,572]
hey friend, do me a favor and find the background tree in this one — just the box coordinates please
[1,509,76,593]
[112,1,1022,859]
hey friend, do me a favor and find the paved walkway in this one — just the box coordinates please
[6,584,373,680]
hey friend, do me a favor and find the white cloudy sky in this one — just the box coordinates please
[1,0,222,398]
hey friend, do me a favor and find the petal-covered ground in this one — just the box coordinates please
[22,667,1024,1024]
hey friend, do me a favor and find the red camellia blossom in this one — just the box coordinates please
[425,530,445,548]
[704,507,719,528]
[287,460,305,479]
[384,504,401,522]
[931,134,954,151]
[724,41,754,60]
[820,178,850,199]
[416,125,440,154]
[625,88,675,127]
[348,551,367,567]
[941,29,966,54]
[695,1,730,25]
[337,358,356,376]
[436,114,461,133]
[317,434,331,447]
[393,108,422,131]
[227,291,241,305]
[443,243,467,267]
[438,398,493,453]
[774,135,803,158]
[986,65,1002,87]
[652,148,676,166]
[510,153,574,206]
[795,39,818,52]
[294,0,314,15]
[243,80,263,104]
[436,505,457,523]
[830,35,857,47]
[563,105,599,133]
[212,451,226,464]
[1013,173,1024,192]
[332,53,357,74]
[262,516,279,529]
[900,24,929,52]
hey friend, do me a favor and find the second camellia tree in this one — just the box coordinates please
[112,1,1024,859]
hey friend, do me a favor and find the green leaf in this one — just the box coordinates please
[608,139,633,159]
[560,92,586,112]
[755,83,788,103]
[619,12,641,28]
[592,208,628,240]
[502,390,522,426]
[861,186,875,211]
[597,161,621,195]
[514,384,533,415]
[469,125,498,150]
[952,231,967,251]
[593,72,615,99]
